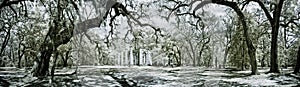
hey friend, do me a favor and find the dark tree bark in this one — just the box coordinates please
[25,55,28,67]
[60,50,70,67]
[223,44,230,68]
[248,0,285,73]
[187,40,197,66]
[0,0,29,9]
[269,0,285,73]
[18,48,22,68]
[0,28,11,67]
[32,17,57,76]
[17,42,25,68]
[294,46,300,74]
[0,28,11,59]
[51,51,59,80]
[261,40,266,68]
[167,55,171,66]
[33,25,73,76]
[32,0,75,77]
[177,49,182,66]
[63,51,70,67]
[33,43,53,76]
[173,46,182,66]
[261,55,266,68]
[184,45,196,66]
[198,38,210,66]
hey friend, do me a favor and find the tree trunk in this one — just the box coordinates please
[60,54,65,67]
[185,46,196,66]
[17,43,25,68]
[248,0,285,73]
[32,19,73,77]
[193,58,196,66]
[199,38,210,66]
[0,28,11,61]
[18,56,22,68]
[33,52,52,76]
[63,51,70,67]
[206,0,259,75]
[207,55,212,67]
[25,56,28,67]
[269,25,280,73]
[187,40,197,66]
[32,25,57,77]
[269,0,285,73]
[224,2,258,75]
[241,43,245,70]
[215,57,218,69]
[33,42,54,77]
[0,60,3,67]
[51,51,59,80]
[261,40,266,68]
[168,55,171,66]
[248,47,258,74]
[293,46,300,74]
[223,47,228,68]
[18,51,22,68]
[261,55,266,68]
[177,49,182,66]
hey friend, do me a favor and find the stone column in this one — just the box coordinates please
[124,50,128,66]
[147,51,152,65]
[118,53,121,66]
[129,48,134,65]
[115,55,118,66]
[120,52,123,66]
[139,49,143,65]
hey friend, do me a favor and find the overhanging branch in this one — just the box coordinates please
[248,0,273,25]
[0,0,32,10]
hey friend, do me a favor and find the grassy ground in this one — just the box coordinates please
[0,66,299,86]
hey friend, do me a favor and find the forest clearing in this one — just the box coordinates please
[1,0,300,86]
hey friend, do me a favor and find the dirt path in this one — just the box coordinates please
[1,66,300,86]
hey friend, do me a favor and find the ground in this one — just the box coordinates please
[0,66,300,87]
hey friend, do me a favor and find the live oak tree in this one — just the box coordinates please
[189,0,299,74]
[0,0,78,77]
[0,0,41,67]
[190,0,259,74]
[31,0,78,77]
[226,15,248,70]
[244,0,298,73]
